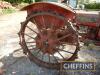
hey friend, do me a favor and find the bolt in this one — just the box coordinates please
[44,41,49,47]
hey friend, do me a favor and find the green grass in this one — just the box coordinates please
[2,8,16,14]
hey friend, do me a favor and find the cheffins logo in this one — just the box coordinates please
[61,61,95,71]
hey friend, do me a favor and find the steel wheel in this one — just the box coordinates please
[19,10,79,69]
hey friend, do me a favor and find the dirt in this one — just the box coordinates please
[0,11,100,75]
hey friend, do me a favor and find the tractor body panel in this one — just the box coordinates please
[76,11,100,27]
[75,11,100,44]
[21,2,76,21]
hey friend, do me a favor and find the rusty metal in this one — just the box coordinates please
[76,11,100,45]
[19,2,79,69]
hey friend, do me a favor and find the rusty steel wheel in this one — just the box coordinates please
[19,10,79,69]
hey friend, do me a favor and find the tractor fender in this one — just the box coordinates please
[21,2,76,21]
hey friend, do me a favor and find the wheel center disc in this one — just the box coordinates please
[36,29,59,54]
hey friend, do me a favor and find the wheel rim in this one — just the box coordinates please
[19,10,79,69]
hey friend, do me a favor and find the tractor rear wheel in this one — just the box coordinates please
[19,10,79,69]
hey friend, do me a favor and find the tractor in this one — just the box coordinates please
[18,2,100,69]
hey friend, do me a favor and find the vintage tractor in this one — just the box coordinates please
[18,2,100,69]
[76,11,100,45]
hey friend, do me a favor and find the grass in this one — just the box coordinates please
[1,8,16,14]
[0,2,28,15]
[85,9,100,11]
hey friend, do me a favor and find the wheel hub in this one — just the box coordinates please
[36,29,59,54]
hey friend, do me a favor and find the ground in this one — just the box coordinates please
[0,11,100,75]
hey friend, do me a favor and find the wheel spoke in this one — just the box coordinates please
[58,33,72,41]
[26,41,36,43]
[57,51,65,60]
[36,49,41,56]
[52,54,58,63]
[27,45,35,47]
[60,41,67,44]
[33,18,41,29]
[51,18,56,29]
[32,18,41,30]
[33,19,42,35]
[32,18,43,36]
[42,16,46,28]
[60,41,76,45]
[58,49,74,54]
[26,25,38,34]
[48,54,51,63]
[25,33,35,39]
[41,53,44,60]
[29,48,38,50]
